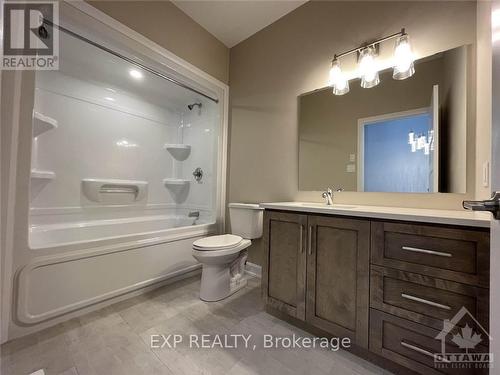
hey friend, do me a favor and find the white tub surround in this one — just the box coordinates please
[259,202,491,228]
[1,1,229,343]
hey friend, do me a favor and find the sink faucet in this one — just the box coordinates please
[322,187,344,206]
[322,188,334,205]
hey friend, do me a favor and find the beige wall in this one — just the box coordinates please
[228,1,488,265]
[88,0,230,84]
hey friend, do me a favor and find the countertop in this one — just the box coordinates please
[259,202,491,228]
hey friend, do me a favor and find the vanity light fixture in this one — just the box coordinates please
[330,57,350,95]
[359,46,380,88]
[393,32,415,80]
[329,28,414,95]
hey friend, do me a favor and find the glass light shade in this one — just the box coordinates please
[393,34,415,80]
[330,59,350,95]
[359,47,380,88]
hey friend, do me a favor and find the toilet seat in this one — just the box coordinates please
[193,234,243,251]
[192,238,251,258]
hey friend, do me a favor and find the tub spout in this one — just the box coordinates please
[188,211,200,218]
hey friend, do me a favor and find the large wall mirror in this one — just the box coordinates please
[299,44,471,193]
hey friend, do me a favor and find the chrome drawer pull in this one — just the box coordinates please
[401,293,451,310]
[400,341,450,363]
[401,246,452,258]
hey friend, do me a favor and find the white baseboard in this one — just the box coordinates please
[245,262,262,278]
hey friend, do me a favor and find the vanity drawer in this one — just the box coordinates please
[370,266,489,331]
[370,309,489,375]
[371,221,490,287]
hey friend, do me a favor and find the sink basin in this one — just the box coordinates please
[295,202,357,209]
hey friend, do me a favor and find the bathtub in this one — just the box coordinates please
[29,214,210,249]
[17,214,217,325]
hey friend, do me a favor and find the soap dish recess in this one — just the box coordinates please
[33,112,57,138]
[82,179,148,202]
[164,144,191,161]
[31,170,56,180]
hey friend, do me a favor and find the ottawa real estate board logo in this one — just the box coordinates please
[434,307,493,370]
[1,0,59,70]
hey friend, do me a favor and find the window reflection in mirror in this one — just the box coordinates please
[298,44,470,193]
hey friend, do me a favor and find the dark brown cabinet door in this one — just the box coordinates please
[306,215,370,347]
[262,211,307,320]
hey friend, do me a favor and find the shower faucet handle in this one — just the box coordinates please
[193,167,203,182]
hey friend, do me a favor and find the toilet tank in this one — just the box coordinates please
[228,203,264,239]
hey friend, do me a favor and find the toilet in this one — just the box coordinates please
[192,203,263,301]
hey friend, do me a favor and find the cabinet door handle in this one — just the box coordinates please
[400,341,450,363]
[401,293,451,310]
[402,246,452,258]
[299,224,304,253]
[308,225,313,255]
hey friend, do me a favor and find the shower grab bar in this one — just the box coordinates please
[41,19,219,104]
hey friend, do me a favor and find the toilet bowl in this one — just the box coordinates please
[192,203,263,302]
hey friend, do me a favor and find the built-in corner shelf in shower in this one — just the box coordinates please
[31,169,56,180]
[33,112,58,138]
[164,144,191,161]
[163,178,190,186]
[30,170,55,201]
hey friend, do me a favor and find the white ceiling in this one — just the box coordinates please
[172,1,308,48]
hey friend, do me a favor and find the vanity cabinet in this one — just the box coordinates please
[262,211,307,320]
[306,215,370,347]
[371,221,490,287]
[369,221,490,374]
[262,208,490,375]
[262,211,371,347]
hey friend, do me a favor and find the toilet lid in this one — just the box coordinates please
[193,234,243,250]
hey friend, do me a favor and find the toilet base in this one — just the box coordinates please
[199,264,247,302]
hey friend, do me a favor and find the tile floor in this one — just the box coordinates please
[0,276,391,375]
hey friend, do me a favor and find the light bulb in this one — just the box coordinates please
[129,69,144,80]
[330,59,350,95]
[359,46,380,88]
[393,33,415,80]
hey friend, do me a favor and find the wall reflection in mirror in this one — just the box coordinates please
[299,45,470,193]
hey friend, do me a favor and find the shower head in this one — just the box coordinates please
[188,102,202,111]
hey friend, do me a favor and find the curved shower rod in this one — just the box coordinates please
[41,19,219,104]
